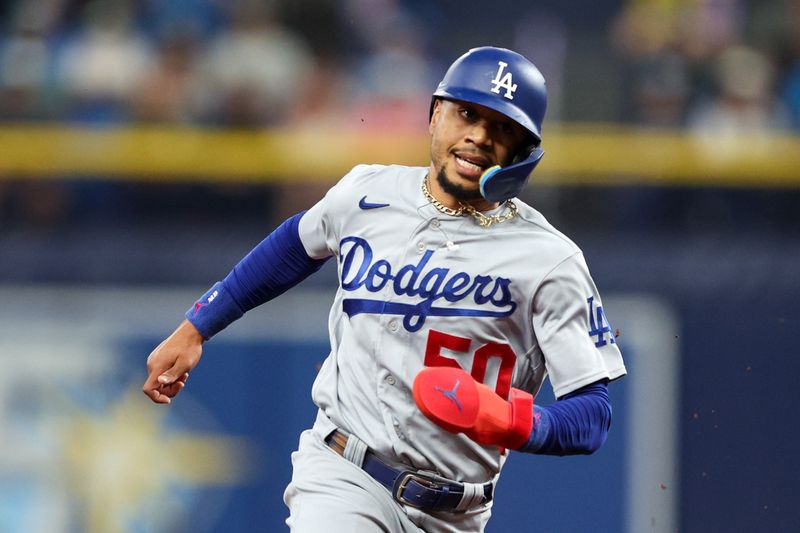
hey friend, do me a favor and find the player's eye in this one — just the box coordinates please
[500,122,515,135]
[459,107,476,120]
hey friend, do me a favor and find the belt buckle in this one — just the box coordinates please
[393,471,438,509]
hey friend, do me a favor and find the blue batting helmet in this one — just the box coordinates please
[432,47,548,202]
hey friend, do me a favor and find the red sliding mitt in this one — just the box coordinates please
[413,367,533,450]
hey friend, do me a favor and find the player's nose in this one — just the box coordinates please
[465,120,493,147]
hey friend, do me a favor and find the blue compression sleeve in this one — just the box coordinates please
[520,381,612,456]
[186,211,330,339]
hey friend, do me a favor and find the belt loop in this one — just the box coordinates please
[343,432,368,468]
[455,482,485,511]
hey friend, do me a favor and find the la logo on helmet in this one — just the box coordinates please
[490,61,517,100]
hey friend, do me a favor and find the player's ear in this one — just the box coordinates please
[509,133,539,166]
[429,99,443,133]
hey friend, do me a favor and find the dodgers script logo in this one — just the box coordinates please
[339,236,517,332]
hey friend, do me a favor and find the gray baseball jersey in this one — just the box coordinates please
[297,163,626,483]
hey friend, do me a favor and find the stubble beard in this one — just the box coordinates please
[436,168,483,203]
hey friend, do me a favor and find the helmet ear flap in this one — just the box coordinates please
[479,146,544,203]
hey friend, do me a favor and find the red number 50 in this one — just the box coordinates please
[423,329,516,399]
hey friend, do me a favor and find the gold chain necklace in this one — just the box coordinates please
[421,174,517,228]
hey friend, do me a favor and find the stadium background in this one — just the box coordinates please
[0,0,798,531]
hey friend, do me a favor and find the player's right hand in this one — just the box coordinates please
[142,319,204,404]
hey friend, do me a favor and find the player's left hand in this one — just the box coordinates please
[143,320,204,404]
[413,367,533,450]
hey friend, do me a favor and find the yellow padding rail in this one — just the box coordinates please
[1,124,798,187]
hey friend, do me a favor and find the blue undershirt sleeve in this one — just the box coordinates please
[185,211,331,340]
[519,380,612,456]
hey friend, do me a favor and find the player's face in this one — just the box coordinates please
[429,99,529,205]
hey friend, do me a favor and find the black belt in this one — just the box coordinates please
[325,430,493,512]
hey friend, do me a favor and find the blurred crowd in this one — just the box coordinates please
[0,0,799,132]
[611,0,800,133]
[0,0,799,241]
[0,0,444,131]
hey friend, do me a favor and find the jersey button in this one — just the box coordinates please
[431,219,440,228]
[385,375,396,386]
[393,419,406,440]
[416,241,426,253]
[388,320,399,332]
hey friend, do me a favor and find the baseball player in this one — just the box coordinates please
[143,47,626,532]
